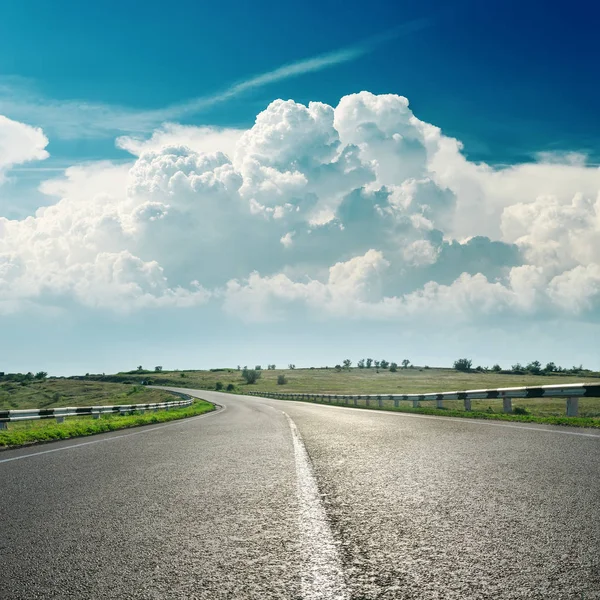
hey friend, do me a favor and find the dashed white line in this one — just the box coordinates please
[285,412,348,600]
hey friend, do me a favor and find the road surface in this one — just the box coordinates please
[1,389,599,599]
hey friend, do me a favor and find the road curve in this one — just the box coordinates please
[1,389,599,599]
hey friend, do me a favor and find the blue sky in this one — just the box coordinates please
[1,0,599,374]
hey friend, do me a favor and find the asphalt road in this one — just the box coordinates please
[1,389,599,599]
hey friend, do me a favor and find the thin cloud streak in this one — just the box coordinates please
[0,19,431,139]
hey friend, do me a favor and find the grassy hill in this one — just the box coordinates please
[0,378,176,411]
[98,365,598,395]
[74,366,599,419]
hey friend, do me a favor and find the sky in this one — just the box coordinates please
[1,0,599,375]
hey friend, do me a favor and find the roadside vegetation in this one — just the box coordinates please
[0,375,214,448]
[0,400,214,448]
[0,375,177,410]
[4,358,598,435]
[67,359,600,423]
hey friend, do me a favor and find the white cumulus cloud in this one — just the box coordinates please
[1,91,599,323]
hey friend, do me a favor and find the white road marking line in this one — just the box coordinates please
[0,406,224,465]
[275,399,600,439]
[285,412,348,600]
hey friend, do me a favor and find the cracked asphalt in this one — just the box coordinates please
[1,389,599,599]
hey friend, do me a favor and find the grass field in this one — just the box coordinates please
[4,368,598,435]
[105,365,599,395]
[0,379,215,448]
[0,400,215,448]
[101,366,600,422]
[0,378,176,410]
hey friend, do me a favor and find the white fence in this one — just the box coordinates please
[247,383,600,417]
[0,393,193,429]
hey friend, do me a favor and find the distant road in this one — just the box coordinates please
[1,389,599,599]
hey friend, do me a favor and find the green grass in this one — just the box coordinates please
[262,395,600,428]
[0,378,176,410]
[94,365,599,395]
[130,366,600,424]
[0,400,215,449]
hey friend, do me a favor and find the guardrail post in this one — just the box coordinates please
[464,398,472,411]
[0,421,7,430]
[566,397,579,417]
[502,394,512,414]
[93,413,100,420]
[412,399,419,408]
[394,398,399,408]
[377,396,383,408]
[56,416,65,424]
[365,396,370,407]
[436,397,443,409]
[353,397,358,407]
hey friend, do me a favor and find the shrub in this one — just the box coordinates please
[255,365,262,371]
[380,360,389,369]
[226,383,235,392]
[513,406,530,415]
[242,368,261,384]
[453,358,472,372]
[277,374,287,385]
[389,362,398,372]
[491,364,502,372]
[180,372,186,378]
[335,364,342,372]
[215,381,224,391]
[526,360,542,375]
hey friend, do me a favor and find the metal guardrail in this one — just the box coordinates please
[248,383,600,417]
[0,395,193,429]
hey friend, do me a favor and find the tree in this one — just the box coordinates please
[255,365,262,371]
[237,365,241,371]
[34,371,47,380]
[366,358,373,368]
[357,359,365,368]
[511,363,524,372]
[277,374,287,385]
[215,381,224,391]
[154,366,163,372]
[526,360,542,375]
[288,364,296,369]
[242,368,261,384]
[342,359,352,370]
[389,362,398,372]
[380,360,389,369]
[402,359,410,369]
[374,360,380,369]
[453,358,472,372]
[491,364,502,372]
[226,383,235,391]
[335,364,342,372]
[544,362,557,373]
[137,365,143,372]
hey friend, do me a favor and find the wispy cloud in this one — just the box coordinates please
[0,19,431,140]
